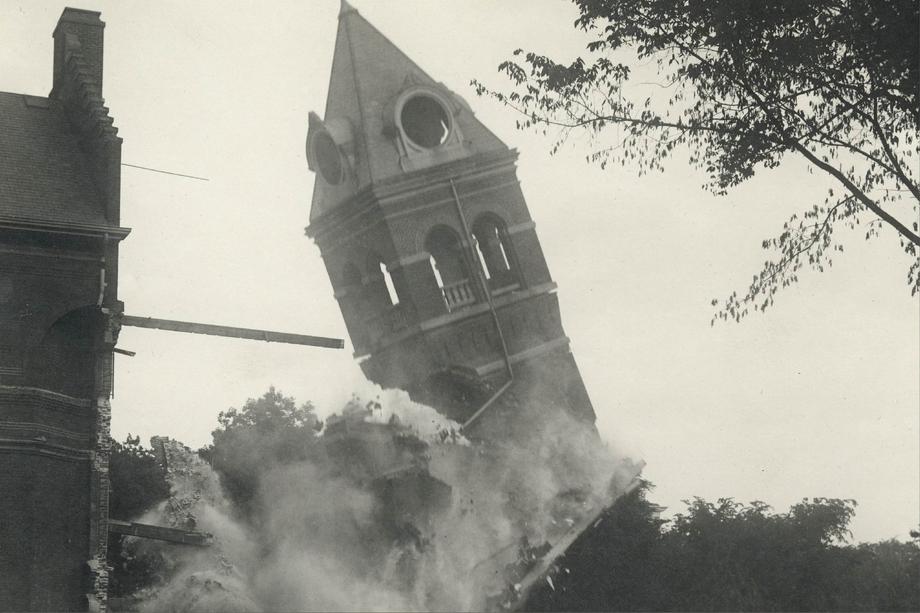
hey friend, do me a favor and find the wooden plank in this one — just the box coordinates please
[108,519,211,546]
[121,315,344,349]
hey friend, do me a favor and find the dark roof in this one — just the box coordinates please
[0,90,119,232]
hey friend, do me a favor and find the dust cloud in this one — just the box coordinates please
[119,393,637,612]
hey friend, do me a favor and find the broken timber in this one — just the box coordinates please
[506,475,645,612]
[108,519,212,547]
[120,315,344,349]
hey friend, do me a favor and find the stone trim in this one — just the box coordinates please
[0,420,93,444]
[473,336,571,377]
[393,251,432,268]
[307,151,519,244]
[506,220,536,234]
[362,281,558,353]
[0,217,131,239]
[0,439,92,461]
[0,385,93,409]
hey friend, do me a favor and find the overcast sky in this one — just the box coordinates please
[2,0,917,543]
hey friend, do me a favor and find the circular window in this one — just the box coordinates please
[313,131,344,185]
[400,95,450,148]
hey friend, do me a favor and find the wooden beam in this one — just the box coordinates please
[120,315,344,349]
[108,519,211,546]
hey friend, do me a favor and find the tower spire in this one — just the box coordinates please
[308,3,507,221]
[339,0,356,17]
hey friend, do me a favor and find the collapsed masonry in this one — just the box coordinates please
[109,399,639,613]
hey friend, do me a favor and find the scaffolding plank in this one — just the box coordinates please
[121,315,344,348]
[108,519,211,546]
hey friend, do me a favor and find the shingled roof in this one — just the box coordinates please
[0,91,122,234]
[1,7,128,238]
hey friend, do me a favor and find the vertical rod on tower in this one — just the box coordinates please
[449,178,515,432]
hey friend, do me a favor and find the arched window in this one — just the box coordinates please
[365,253,399,309]
[400,94,451,149]
[472,215,519,291]
[425,226,475,311]
[380,261,399,306]
[26,305,103,398]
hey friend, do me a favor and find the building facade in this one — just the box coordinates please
[306,2,596,438]
[0,9,127,612]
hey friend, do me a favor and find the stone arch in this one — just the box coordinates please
[25,305,103,399]
[472,213,520,291]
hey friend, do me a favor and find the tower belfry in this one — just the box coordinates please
[306,1,596,435]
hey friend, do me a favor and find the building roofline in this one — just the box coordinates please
[0,216,130,239]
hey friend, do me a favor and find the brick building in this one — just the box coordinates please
[306,2,596,437]
[0,8,127,612]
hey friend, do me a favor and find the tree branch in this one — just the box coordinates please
[790,140,920,246]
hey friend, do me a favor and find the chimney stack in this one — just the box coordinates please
[52,8,105,97]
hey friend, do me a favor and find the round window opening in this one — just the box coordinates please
[400,95,450,148]
[313,131,344,185]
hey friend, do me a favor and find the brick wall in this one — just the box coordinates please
[0,388,95,612]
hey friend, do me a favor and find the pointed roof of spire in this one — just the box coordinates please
[309,1,509,220]
[339,0,356,17]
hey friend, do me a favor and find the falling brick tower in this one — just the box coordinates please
[306,1,595,437]
[0,9,127,612]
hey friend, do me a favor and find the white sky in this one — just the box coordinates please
[2,1,917,543]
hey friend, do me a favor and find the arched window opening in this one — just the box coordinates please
[472,216,519,292]
[380,261,400,306]
[425,227,475,311]
[365,254,398,310]
[429,255,445,288]
[26,305,103,398]
[400,95,450,148]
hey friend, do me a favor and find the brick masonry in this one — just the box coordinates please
[0,8,127,612]
[306,5,596,438]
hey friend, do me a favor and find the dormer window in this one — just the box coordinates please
[400,94,450,149]
[312,130,345,185]
[305,112,354,195]
[389,86,468,172]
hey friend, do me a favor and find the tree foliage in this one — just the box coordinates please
[474,0,919,321]
[109,434,169,521]
[528,482,920,611]
[107,435,171,598]
[199,386,323,516]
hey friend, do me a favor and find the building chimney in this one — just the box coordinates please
[52,8,105,97]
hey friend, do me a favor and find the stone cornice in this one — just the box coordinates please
[0,216,130,239]
[0,384,93,410]
[307,149,520,245]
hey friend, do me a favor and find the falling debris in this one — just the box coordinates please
[114,396,641,612]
